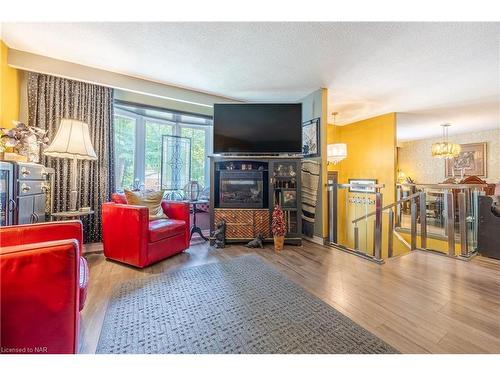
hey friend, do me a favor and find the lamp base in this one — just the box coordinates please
[69,156,79,212]
[69,189,78,212]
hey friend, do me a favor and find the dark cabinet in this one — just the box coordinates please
[18,195,33,224]
[0,161,54,226]
[33,194,46,222]
[0,162,15,226]
[210,156,302,245]
[269,160,302,240]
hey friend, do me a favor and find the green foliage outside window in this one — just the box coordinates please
[145,121,173,190]
[114,116,135,190]
[113,110,211,192]
[180,127,206,187]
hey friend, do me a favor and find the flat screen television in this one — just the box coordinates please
[213,103,302,154]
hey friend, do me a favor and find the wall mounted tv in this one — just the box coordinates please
[213,103,302,154]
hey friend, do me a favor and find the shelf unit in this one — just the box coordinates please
[209,156,302,245]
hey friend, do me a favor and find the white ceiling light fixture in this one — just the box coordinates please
[431,123,461,159]
[328,112,348,165]
[327,143,348,165]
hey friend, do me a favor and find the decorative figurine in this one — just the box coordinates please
[212,219,226,248]
[245,233,264,248]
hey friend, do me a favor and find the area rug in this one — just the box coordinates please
[96,255,398,354]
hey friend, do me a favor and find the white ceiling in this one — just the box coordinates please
[2,22,499,140]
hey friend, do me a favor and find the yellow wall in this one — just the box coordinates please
[398,232,462,256]
[1,40,21,129]
[327,113,399,257]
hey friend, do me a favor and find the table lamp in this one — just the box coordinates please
[44,119,97,212]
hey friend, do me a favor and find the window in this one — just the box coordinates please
[180,126,208,187]
[113,104,213,193]
[114,114,136,189]
[145,120,174,190]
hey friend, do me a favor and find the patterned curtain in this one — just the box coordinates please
[28,72,114,242]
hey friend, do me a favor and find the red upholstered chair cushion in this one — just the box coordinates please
[148,219,187,242]
[102,194,190,268]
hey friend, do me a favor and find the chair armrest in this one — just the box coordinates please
[161,201,190,248]
[79,257,89,311]
[101,202,149,266]
[0,221,83,254]
[0,239,80,354]
[161,200,190,222]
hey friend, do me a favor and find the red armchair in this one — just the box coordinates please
[101,193,190,268]
[0,221,89,354]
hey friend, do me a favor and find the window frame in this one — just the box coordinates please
[113,111,139,190]
[113,107,213,191]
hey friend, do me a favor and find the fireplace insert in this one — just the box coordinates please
[219,171,266,208]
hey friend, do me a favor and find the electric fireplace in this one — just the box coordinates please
[219,171,264,208]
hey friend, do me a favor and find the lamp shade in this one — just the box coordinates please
[44,119,97,160]
[327,143,347,164]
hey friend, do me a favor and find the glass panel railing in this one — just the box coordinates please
[327,183,383,258]
[327,182,384,263]
[421,187,446,238]
[327,182,487,264]
[396,183,486,258]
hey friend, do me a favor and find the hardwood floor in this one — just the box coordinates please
[80,240,500,354]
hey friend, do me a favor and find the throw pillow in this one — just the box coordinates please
[124,189,167,221]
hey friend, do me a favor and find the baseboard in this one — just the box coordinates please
[302,235,325,246]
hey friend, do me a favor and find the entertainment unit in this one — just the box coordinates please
[209,156,302,245]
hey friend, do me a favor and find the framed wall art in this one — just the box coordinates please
[445,142,487,178]
[302,118,320,158]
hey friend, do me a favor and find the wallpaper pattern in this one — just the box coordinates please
[398,128,500,184]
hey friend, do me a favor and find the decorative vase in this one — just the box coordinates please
[273,235,285,251]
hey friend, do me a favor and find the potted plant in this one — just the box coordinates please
[272,205,286,251]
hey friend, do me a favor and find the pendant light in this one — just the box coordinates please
[431,123,461,159]
[327,112,348,165]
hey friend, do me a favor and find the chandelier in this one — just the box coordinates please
[431,123,461,159]
[327,143,347,164]
[327,112,348,165]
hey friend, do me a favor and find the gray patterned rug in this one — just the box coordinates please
[97,255,398,354]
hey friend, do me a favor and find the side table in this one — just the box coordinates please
[51,210,95,221]
[188,200,209,241]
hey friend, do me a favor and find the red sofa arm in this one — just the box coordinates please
[101,202,149,267]
[79,257,89,311]
[161,200,190,246]
[0,221,83,255]
[0,240,81,354]
[161,200,190,222]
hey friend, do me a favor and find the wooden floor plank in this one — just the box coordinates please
[80,241,500,354]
